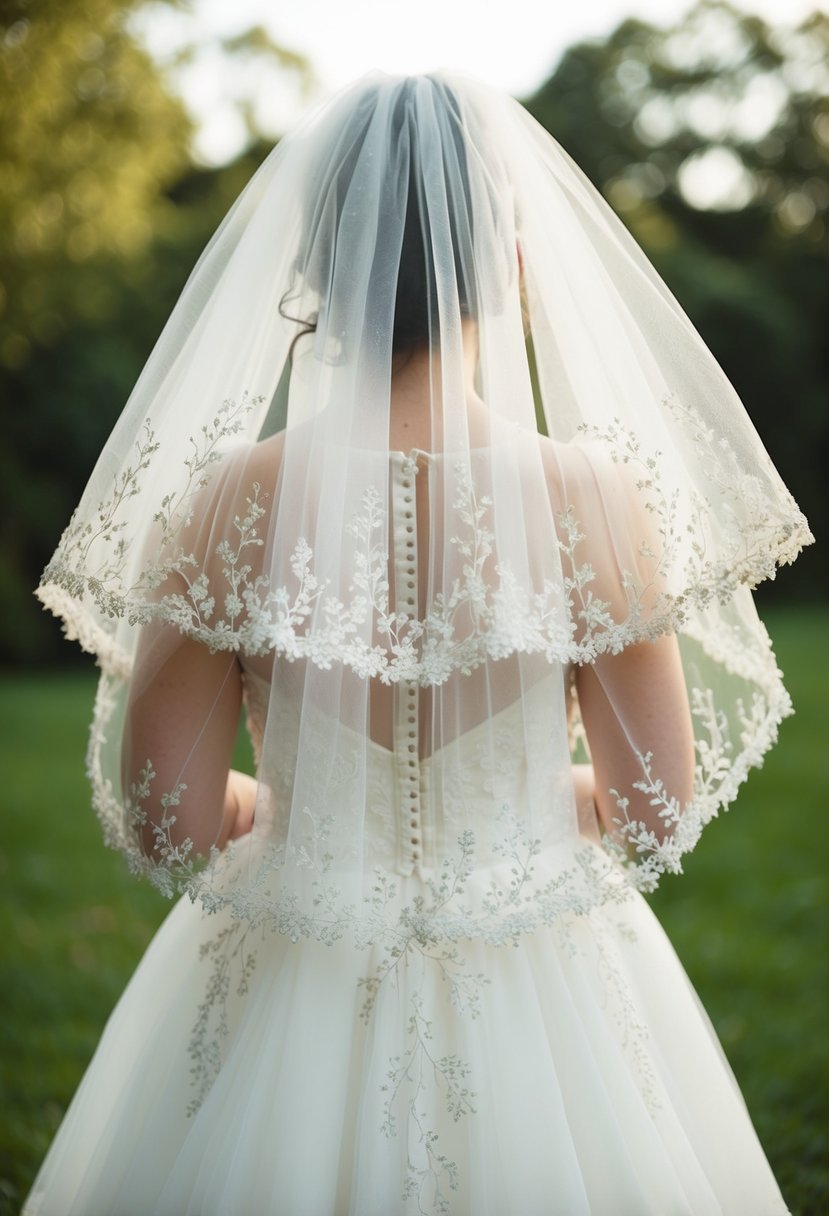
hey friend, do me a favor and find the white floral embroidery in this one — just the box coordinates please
[182,818,657,1212]
[384,993,476,1214]
[187,920,256,1117]
[37,400,812,685]
[35,389,812,1215]
[83,637,795,930]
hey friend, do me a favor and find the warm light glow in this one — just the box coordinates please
[128,0,826,171]
[131,0,829,165]
[677,145,757,211]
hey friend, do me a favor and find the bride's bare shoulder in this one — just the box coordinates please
[536,431,655,563]
[246,430,286,484]
[216,430,286,496]
[537,431,600,486]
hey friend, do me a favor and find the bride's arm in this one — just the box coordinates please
[571,762,601,842]
[544,441,696,843]
[575,634,695,842]
[224,769,258,840]
[123,631,253,860]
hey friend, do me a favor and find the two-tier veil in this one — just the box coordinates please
[37,71,812,946]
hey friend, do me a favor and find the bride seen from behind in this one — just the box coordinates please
[26,71,809,1215]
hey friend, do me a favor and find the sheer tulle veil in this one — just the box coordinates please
[37,70,812,942]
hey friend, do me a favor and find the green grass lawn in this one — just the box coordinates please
[1,605,827,1214]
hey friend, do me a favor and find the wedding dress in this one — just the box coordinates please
[25,71,809,1214]
[22,633,792,1216]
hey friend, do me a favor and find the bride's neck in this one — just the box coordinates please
[388,320,479,446]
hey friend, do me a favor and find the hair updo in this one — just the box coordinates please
[280,74,497,359]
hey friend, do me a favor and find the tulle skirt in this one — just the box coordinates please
[23,878,788,1216]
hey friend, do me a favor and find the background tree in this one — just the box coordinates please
[525,0,827,601]
[1,0,191,660]
[0,0,308,662]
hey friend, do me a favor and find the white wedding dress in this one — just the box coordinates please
[26,71,807,1216]
[24,456,790,1216]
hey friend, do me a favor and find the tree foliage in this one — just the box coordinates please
[0,2,306,661]
[0,0,194,364]
[0,0,194,659]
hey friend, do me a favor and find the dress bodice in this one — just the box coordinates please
[240,451,577,878]
[241,662,573,877]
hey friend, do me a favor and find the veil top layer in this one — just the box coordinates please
[37,71,812,938]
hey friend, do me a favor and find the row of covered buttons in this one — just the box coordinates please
[399,457,421,865]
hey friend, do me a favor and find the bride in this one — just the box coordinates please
[26,71,810,1214]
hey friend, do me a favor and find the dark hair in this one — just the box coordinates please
[280,76,476,360]
[390,80,475,352]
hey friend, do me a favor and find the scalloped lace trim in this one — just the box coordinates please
[36,398,813,681]
[83,654,794,934]
[37,502,813,686]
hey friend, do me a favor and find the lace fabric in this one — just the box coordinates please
[35,71,811,945]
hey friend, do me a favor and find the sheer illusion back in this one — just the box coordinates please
[236,429,579,884]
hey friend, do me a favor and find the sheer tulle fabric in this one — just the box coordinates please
[22,885,787,1216]
[27,70,805,1216]
[37,71,811,940]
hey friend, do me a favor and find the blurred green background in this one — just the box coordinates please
[1,0,827,1212]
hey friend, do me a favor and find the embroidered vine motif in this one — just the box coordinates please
[139,483,274,653]
[38,395,811,683]
[41,393,262,624]
[126,762,194,875]
[43,418,161,614]
[42,392,809,1211]
[187,919,481,1213]
[384,993,476,1215]
[183,823,657,1214]
[661,389,808,574]
[590,913,660,1116]
[85,645,792,921]
[187,920,257,1117]
[183,830,658,1212]
[598,684,789,887]
[580,399,809,598]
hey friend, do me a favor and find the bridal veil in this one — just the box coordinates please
[37,71,812,943]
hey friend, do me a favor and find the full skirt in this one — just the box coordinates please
[22,874,789,1216]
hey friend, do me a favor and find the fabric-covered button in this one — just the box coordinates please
[392,454,425,874]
